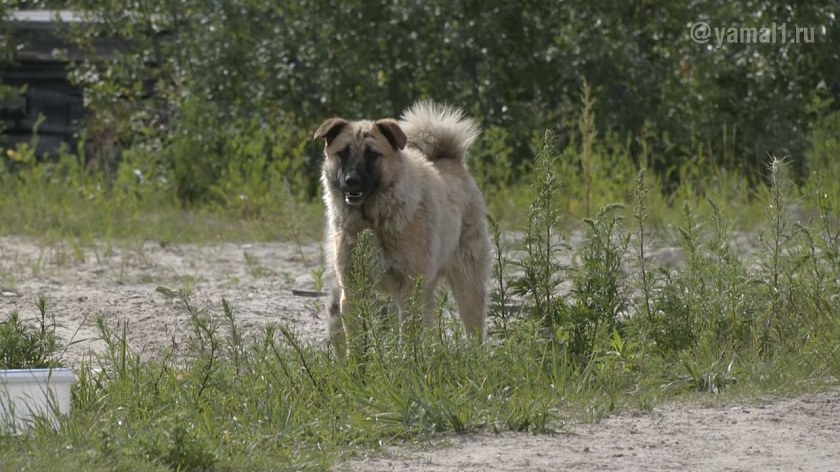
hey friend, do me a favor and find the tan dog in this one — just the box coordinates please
[315,101,490,357]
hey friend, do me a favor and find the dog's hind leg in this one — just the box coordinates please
[445,241,489,339]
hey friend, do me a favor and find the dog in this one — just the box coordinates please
[314,101,490,357]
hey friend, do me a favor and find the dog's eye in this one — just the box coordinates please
[365,149,380,160]
[337,147,351,160]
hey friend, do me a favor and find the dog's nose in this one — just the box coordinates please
[344,172,361,190]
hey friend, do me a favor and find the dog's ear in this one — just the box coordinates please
[375,119,407,150]
[314,118,349,145]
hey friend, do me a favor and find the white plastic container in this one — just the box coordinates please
[0,368,74,432]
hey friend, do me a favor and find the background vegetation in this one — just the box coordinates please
[1,0,839,233]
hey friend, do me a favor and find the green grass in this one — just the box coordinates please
[0,142,323,245]
[0,193,324,246]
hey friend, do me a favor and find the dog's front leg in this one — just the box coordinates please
[328,232,354,360]
[327,285,362,361]
[394,277,439,335]
[325,276,347,359]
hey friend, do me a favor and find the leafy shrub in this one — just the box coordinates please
[0,296,62,369]
[563,204,630,362]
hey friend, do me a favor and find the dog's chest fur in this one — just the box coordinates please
[330,198,418,291]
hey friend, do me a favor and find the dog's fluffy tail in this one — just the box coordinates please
[399,101,480,163]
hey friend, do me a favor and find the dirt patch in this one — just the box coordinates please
[0,232,695,363]
[338,389,840,472]
[1,236,837,472]
[0,236,328,362]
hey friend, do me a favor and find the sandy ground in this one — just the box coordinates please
[1,235,838,471]
[0,236,327,362]
[338,389,840,471]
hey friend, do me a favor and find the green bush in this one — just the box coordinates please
[0,296,63,369]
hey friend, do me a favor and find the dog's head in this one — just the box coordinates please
[314,117,406,206]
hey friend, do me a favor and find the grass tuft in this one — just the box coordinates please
[0,296,62,369]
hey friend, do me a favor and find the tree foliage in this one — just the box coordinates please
[6,1,840,203]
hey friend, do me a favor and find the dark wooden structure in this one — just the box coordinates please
[1,11,94,155]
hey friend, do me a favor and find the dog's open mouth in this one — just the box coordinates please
[344,192,366,206]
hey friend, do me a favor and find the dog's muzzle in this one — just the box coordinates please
[342,171,367,206]
[344,191,365,206]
